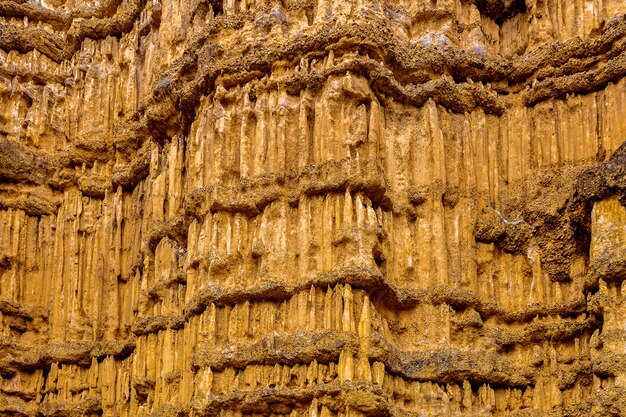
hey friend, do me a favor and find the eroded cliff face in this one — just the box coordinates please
[0,0,625,416]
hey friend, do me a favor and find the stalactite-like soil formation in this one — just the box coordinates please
[1,0,626,416]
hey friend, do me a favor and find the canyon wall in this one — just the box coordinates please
[1,0,626,416]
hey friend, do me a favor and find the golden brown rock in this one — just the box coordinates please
[0,0,625,416]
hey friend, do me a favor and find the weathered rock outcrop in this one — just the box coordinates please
[1,0,625,416]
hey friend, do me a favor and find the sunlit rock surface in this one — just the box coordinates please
[1,0,626,415]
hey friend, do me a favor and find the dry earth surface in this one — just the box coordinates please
[0,0,626,416]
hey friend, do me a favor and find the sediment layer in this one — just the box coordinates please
[1,0,626,416]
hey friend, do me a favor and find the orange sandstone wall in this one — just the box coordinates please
[0,0,625,416]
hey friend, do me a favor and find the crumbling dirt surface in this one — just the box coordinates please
[0,0,625,416]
